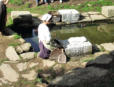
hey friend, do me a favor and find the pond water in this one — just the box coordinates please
[24,22,114,52]
[51,23,114,44]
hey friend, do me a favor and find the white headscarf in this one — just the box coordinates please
[41,13,52,22]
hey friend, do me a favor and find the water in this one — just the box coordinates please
[24,23,114,52]
[51,23,114,44]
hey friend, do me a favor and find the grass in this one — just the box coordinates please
[0,58,9,65]
[13,33,22,39]
[8,42,20,47]
[7,0,114,14]
[35,78,43,83]
[6,16,13,26]
[6,0,114,26]
[9,0,24,6]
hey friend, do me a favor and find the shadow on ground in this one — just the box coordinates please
[49,51,114,87]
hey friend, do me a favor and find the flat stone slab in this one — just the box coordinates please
[29,62,39,68]
[16,63,28,71]
[101,43,114,52]
[11,11,31,20]
[79,12,92,22]
[42,60,56,67]
[22,70,37,80]
[0,64,19,82]
[79,16,92,22]
[90,14,107,21]
[20,52,35,60]
[88,11,101,15]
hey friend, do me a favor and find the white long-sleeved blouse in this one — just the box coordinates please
[38,23,51,43]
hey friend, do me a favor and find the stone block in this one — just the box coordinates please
[11,11,31,20]
[90,14,106,21]
[102,6,114,17]
[100,43,114,52]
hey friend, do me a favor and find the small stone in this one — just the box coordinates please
[22,70,37,80]
[5,46,20,61]
[0,78,9,84]
[29,62,39,68]
[16,63,28,71]
[101,43,114,51]
[20,52,35,60]
[15,46,23,53]
[42,60,55,67]
[53,64,62,71]
[36,83,48,87]
[19,38,25,43]
[20,43,31,52]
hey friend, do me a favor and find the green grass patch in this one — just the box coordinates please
[8,42,20,47]
[0,58,9,65]
[82,57,95,62]
[6,16,13,26]
[9,0,24,6]
[37,69,43,73]
[100,45,105,52]
[13,33,22,39]
[35,78,43,83]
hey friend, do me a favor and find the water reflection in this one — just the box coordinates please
[51,23,114,44]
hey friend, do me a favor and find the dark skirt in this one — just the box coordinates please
[39,41,51,59]
[0,2,7,31]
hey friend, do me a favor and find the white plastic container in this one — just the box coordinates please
[58,9,80,23]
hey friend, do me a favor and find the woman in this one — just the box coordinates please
[35,0,48,6]
[38,13,52,58]
[0,0,9,32]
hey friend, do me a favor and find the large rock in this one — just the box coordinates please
[86,54,113,68]
[20,43,31,52]
[90,14,106,21]
[11,11,33,28]
[100,43,114,52]
[0,64,19,82]
[50,67,109,87]
[102,6,114,17]
[5,46,20,61]
[20,52,35,60]
[22,70,37,80]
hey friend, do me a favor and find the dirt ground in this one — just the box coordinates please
[0,34,21,59]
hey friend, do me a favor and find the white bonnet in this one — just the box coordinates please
[41,13,52,22]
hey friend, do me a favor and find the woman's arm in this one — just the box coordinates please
[4,0,9,5]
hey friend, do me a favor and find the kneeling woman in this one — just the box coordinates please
[38,13,52,58]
